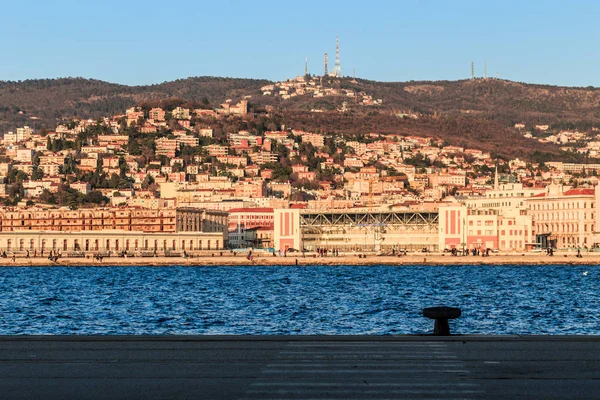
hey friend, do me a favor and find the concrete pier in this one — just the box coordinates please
[0,335,599,399]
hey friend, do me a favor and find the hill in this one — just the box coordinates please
[0,76,598,161]
[0,77,269,131]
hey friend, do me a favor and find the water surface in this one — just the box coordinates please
[0,265,598,335]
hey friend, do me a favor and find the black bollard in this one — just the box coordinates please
[423,307,462,336]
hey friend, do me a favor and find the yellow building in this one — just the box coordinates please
[526,184,597,249]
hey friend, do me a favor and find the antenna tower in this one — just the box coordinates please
[305,57,308,76]
[471,61,474,80]
[324,53,328,76]
[484,60,487,79]
[334,36,341,77]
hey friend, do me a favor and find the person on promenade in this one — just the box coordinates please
[577,248,583,258]
[26,250,30,259]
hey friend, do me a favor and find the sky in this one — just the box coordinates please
[1,0,599,87]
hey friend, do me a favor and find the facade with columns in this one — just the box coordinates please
[0,206,228,253]
[526,184,598,249]
[0,230,225,254]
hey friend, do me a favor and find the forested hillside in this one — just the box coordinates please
[1,75,598,161]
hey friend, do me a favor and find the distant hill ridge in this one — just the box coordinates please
[0,76,598,161]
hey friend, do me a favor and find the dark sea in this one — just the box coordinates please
[0,265,598,335]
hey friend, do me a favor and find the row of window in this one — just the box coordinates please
[530,202,594,211]
[534,213,594,221]
[1,238,220,252]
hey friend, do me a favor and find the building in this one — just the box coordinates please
[155,138,178,158]
[172,107,191,120]
[526,184,597,249]
[274,209,301,252]
[70,182,92,195]
[300,208,439,252]
[148,108,166,121]
[0,207,228,254]
[228,208,274,249]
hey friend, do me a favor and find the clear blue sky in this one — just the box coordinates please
[1,0,599,87]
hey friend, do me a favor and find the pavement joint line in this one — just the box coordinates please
[278,353,458,361]
[239,398,477,400]
[250,382,481,387]
[266,363,465,368]
[286,343,447,346]
[261,369,473,374]
[246,389,486,394]
[280,351,454,354]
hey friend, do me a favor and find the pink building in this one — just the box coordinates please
[274,209,301,252]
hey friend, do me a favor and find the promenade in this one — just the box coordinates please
[2,252,600,266]
[1,335,599,399]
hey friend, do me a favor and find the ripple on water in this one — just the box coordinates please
[0,265,599,335]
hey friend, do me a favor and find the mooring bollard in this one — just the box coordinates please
[423,307,462,336]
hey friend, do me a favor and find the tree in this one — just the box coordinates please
[31,167,44,180]
[39,189,57,204]
[108,173,120,189]
[141,175,155,189]
[83,191,107,205]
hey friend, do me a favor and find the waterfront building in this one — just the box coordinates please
[228,207,274,249]
[300,208,439,252]
[0,207,228,253]
[274,209,301,252]
[526,184,598,249]
[453,183,541,251]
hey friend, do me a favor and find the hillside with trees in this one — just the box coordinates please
[1,75,599,161]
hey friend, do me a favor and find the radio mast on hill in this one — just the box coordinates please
[305,57,309,75]
[324,53,328,76]
[334,36,341,77]
[471,61,475,80]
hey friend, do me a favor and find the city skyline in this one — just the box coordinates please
[1,0,600,87]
